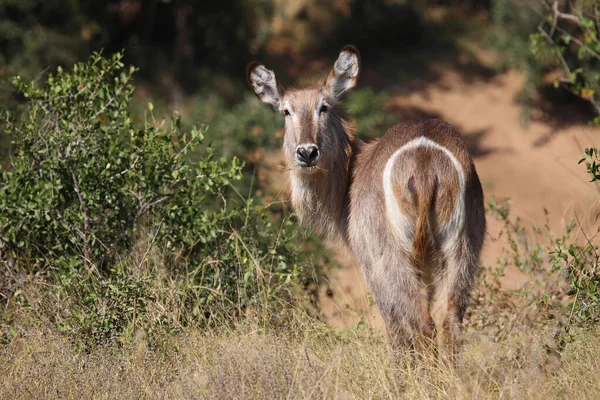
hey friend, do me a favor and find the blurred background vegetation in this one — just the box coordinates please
[1,0,599,372]
[1,0,598,134]
[1,0,599,160]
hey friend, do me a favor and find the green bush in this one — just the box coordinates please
[1,52,242,270]
[529,0,600,124]
[473,195,599,351]
[346,88,397,138]
[187,92,283,160]
[0,52,316,346]
[492,0,600,125]
[550,231,599,327]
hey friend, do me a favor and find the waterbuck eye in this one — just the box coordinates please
[283,109,291,117]
[319,104,328,114]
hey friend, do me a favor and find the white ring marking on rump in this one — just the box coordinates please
[382,136,466,250]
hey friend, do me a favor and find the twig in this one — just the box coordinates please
[588,96,600,115]
[174,137,196,160]
[537,25,572,76]
[549,1,559,37]
[91,73,132,120]
[231,228,267,281]
[136,196,169,219]
[137,220,163,273]
[533,2,600,61]
[70,168,91,237]
[110,156,140,180]
[595,5,600,36]
[573,212,599,275]
[552,0,580,25]
[551,23,600,61]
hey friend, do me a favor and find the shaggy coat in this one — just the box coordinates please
[248,46,486,357]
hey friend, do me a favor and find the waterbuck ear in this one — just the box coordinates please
[247,62,283,110]
[326,45,360,101]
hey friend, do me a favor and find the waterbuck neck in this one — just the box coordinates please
[287,115,357,243]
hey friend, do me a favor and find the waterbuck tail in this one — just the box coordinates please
[411,174,437,268]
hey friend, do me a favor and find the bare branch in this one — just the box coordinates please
[137,220,163,272]
[537,25,572,76]
[70,168,91,237]
[174,137,196,160]
[110,156,140,180]
[552,0,580,25]
[588,96,600,116]
[91,72,132,120]
[549,1,559,37]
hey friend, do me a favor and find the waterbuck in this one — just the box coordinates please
[247,46,485,357]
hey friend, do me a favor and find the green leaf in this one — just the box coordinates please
[579,17,595,30]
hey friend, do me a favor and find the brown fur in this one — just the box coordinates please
[247,47,486,361]
[411,162,437,269]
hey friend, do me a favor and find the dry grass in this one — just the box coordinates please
[1,310,599,400]
[2,198,599,399]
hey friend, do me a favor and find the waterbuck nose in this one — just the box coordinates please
[295,145,319,165]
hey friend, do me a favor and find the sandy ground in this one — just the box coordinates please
[264,69,600,331]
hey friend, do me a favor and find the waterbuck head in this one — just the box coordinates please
[247,46,360,177]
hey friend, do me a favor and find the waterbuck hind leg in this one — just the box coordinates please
[366,257,437,360]
[431,238,479,361]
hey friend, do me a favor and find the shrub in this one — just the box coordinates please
[491,3,600,334]
[188,92,283,159]
[469,195,599,351]
[0,52,316,346]
[1,52,239,270]
[492,0,600,125]
[529,0,600,125]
